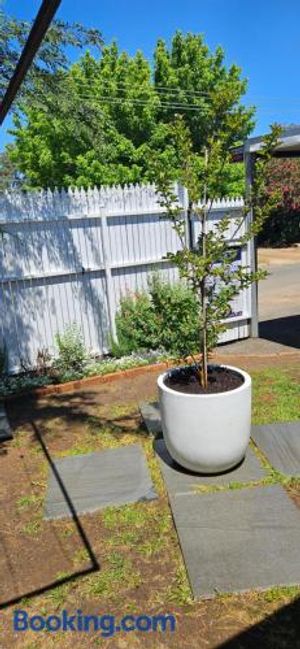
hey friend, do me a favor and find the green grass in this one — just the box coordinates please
[56,441,99,457]
[165,563,193,606]
[21,519,42,536]
[83,552,141,600]
[106,527,143,548]
[252,368,300,424]
[103,499,172,560]
[46,572,75,608]
[16,494,43,510]
[72,548,91,567]
[258,585,300,603]
[7,365,300,634]
[103,503,150,529]
[10,428,30,448]
[108,403,137,418]
[56,424,141,458]
[103,502,154,549]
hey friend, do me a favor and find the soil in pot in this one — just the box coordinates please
[164,365,244,395]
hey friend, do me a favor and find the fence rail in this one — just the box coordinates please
[0,183,251,373]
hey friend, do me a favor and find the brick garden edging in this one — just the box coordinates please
[3,348,300,401]
[3,360,172,401]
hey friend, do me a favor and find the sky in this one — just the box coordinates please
[1,0,300,150]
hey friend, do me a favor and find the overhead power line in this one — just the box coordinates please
[35,77,300,110]
[45,89,249,113]
[93,82,216,99]
[46,90,300,116]
[71,94,213,111]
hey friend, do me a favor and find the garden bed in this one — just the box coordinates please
[0,361,299,648]
[2,348,300,400]
[0,353,172,399]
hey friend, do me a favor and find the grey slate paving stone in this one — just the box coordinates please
[251,421,300,476]
[139,401,161,435]
[0,405,13,442]
[171,485,300,598]
[154,438,267,492]
[45,443,157,520]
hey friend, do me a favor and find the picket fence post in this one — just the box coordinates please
[100,211,118,343]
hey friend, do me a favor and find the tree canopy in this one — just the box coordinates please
[0,150,19,191]
[4,25,254,193]
[0,9,103,99]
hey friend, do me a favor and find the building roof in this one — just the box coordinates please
[232,125,300,160]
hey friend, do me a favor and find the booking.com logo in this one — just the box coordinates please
[13,610,176,637]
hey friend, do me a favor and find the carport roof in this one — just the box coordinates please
[232,125,300,160]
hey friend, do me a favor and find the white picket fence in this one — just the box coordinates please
[0,183,251,373]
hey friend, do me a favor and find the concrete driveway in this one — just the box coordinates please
[216,248,300,356]
[258,248,300,350]
[258,247,300,320]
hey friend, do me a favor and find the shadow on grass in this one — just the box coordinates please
[218,596,300,648]
[0,421,100,610]
[259,315,300,349]
[6,389,146,447]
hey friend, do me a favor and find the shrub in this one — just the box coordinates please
[149,275,200,357]
[113,276,200,358]
[258,208,300,247]
[54,323,86,376]
[0,374,53,397]
[259,158,300,247]
[112,290,160,357]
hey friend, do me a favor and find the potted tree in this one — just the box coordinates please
[153,116,280,473]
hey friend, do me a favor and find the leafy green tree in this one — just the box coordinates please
[152,116,281,388]
[0,8,103,101]
[154,32,253,149]
[0,149,20,190]
[8,31,252,192]
[151,31,253,195]
[9,46,159,188]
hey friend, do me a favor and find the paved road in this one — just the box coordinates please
[257,262,300,351]
[217,257,300,356]
[259,263,300,321]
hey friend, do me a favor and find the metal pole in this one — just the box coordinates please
[244,150,259,337]
[0,0,62,124]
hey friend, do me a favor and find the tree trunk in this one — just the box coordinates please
[201,148,208,389]
[201,223,208,390]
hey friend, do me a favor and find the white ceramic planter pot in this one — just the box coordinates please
[157,364,252,474]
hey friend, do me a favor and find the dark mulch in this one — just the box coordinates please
[164,365,244,395]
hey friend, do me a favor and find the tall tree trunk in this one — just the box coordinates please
[201,228,208,389]
[201,147,208,389]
